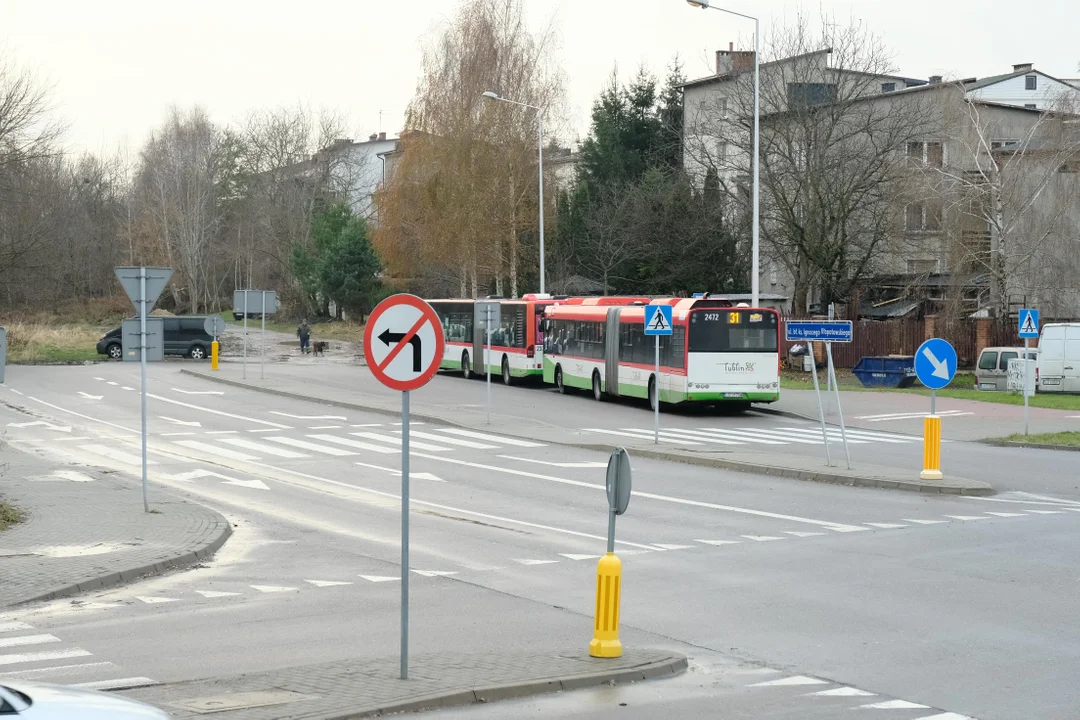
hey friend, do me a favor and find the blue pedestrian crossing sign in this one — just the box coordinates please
[644,305,673,336]
[1018,308,1039,339]
[915,338,957,390]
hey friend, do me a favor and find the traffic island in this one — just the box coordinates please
[121,649,688,719]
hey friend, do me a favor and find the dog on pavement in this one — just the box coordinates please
[312,341,329,357]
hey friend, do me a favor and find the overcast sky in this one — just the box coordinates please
[2,0,1077,156]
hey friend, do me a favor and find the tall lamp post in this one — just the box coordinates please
[686,0,760,308]
[482,91,546,295]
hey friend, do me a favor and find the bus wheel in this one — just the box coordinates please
[556,366,567,394]
[592,371,603,401]
[502,356,513,386]
[649,376,659,412]
[462,351,472,380]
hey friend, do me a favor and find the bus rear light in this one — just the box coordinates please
[527,345,535,358]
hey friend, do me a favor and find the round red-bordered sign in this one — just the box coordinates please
[364,294,446,392]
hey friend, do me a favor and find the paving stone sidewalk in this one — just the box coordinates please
[0,447,232,608]
[122,649,687,719]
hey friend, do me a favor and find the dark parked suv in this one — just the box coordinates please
[97,316,214,360]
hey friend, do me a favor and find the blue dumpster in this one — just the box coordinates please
[852,355,917,388]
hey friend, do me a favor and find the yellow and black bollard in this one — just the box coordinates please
[920,414,942,480]
[211,340,219,371]
[589,552,623,658]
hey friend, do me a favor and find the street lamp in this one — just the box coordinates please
[482,91,546,295]
[687,0,760,308]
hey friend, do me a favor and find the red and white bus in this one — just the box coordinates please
[542,296,781,409]
[429,295,648,385]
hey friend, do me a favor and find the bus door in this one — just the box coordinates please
[605,308,622,396]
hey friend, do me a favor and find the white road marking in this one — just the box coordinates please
[405,431,497,449]
[26,396,137,434]
[411,570,457,577]
[136,596,179,604]
[859,699,930,710]
[8,389,22,395]
[351,423,384,428]
[559,554,601,561]
[776,427,898,444]
[653,544,695,550]
[106,381,119,386]
[72,677,158,691]
[171,388,224,395]
[515,559,559,566]
[266,437,357,456]
[944,515,991,521]
[670,428,786,445]
[78,444,156,466]
[304,435,396,454]
[750,676,828,687]
[359,575,399,583]
[270,412,348,420]
[696,540,742,547]
[195,590,241,598]
[432,428,546,447]
[75,602,124,610]
[904,519,950,525]
[77,392,103,400]
[412,452,865,533]
[0,648,92,666]
[1027,509,1065,514]
[161,416,202,427]
[807,687,875,697]
[93,377,105,381]
[205,430,239,435]
[350,432,454,452]
[741,535,784,542]
[34,471,94,483]
[149,393,289,427]
[160,432,197,437]
[121,386,135,391]
[984,512,1027,518]
[7,421,71,432]
[912,714,976,720]
[586,428,703,445]
[653,429,744,446]
[249,428,280,433]
[308,425,343,430]
[174,440,259,461]
[250,585,297,593]
[965,496,1080,508]
[222,478,271,490]
[784,531,825,538]
[221,438,308,458]
[0,622,33,633]
[0,661,114,680]
[305,580,353,587]
[0,634,59,649]
[866,523,908,529]
[354,461,444,483]
[498,455,608,468]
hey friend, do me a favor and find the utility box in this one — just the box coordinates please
[122,318,164,362]
[1007,358,1037,397]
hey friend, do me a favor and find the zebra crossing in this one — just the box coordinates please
[72,426,546,466]
[582,425,920,447]
[0,620,155,691]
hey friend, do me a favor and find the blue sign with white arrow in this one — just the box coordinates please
[915,338,957,390]
[644,305,673,336]
[1018,308,1039,339]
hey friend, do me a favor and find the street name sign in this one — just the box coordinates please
[915,338,957,390]
[785,320,854,343]
[644,305,673,336]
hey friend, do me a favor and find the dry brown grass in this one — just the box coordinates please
[0,296,132,364]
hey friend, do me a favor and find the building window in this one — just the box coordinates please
[907,259,938,274]
[907,141,945,168]
[1025,75,1037,90]
[991,139,1020,150]
[1025,103,1037,109]
[882,82,896,93]
[787,83,838,108]
[906,201,943,232]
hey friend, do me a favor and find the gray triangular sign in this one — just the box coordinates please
[115,267,173,314]
[1020,313,1037,334]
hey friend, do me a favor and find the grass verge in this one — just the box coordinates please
[991,431,1080,447]
[0,501,24,531]
[219,312,365,343]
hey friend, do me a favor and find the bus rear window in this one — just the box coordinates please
[688,310,778,353]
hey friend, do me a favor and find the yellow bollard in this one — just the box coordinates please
[589,552,623,658]
[211,340,219,371]
[920,415,942,480]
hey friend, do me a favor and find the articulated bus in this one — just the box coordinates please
[429,295,648,385]
[542,297,781,409]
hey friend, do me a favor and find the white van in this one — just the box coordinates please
[1037,323,1080,393]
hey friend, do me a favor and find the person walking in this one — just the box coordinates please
[297,319,311,354]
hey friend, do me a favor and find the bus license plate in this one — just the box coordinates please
[723,393,744,399]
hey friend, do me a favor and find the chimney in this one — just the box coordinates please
[378,132,387,141]
[929,75,943,84]
[716,42,754,76]
[1013,63,1033,72]
[368,134,378,142]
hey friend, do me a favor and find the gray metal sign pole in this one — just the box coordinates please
[242,292,249,380]
[654,335,660,444]
[485,305,492,425]
[1024,337,1030,436]
[400,389,411,680]
[825,342,851,469]
[139,268,150,513]
[809,341,832,466]
[261,291,266,380]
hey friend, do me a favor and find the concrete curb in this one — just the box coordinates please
[12,512,232,608]
[179,369,992,496]
[981,439,1080,452]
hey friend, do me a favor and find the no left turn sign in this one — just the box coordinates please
[364,294,445,392]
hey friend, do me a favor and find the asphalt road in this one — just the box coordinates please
[1,363,1079,719]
